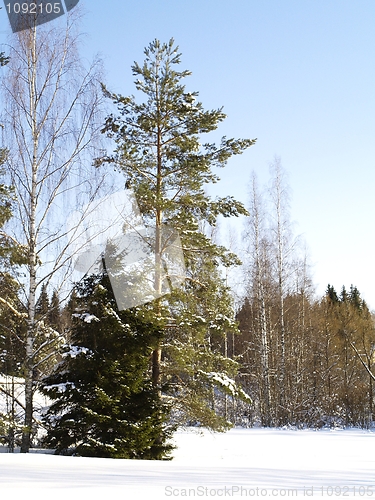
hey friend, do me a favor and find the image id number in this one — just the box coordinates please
[5,3,62,14]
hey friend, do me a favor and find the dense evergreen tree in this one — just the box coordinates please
[0,52,28,448]
[0,275,25,376]
[326,284,339,304]
[48,290,61,333]
[42,268,174,459]
[35,284,49,318]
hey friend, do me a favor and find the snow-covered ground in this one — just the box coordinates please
[1,427,375,498]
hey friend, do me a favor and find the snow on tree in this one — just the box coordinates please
[41,268,174,459]
[97,38,255,430]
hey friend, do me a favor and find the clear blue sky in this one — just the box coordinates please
[1,1,375,307]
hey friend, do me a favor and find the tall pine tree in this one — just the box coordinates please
[98,39,255,428]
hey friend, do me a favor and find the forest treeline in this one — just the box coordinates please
[236,283,375,429]
[0,14,374,459]
[233,169,375,428]
[208,165,375,430]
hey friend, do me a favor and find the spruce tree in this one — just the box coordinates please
[0,52,9,68]
[0,59,26,377]
[35,284,49,318]
[41,268,174,459]
[326,284,339,304]
[98,39,255,428]
[34,287,61,380]
[0,273,25,376]
[48,290,61,333]
[0,57,28,447]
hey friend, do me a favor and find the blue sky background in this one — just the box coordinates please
[1,0,375,307]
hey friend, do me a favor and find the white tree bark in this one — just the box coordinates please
[1,11,106,452]
[245,173,272,425]
[269,157,294,424]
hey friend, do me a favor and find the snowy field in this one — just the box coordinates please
[1,427,375,498]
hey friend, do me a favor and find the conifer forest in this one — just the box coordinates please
[0,13,375,460]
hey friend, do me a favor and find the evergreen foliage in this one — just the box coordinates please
[3,31,375,440]
[0,61,27,377]
[98,39,255,429]
[0,52,9,68]
[164,246,251,430]
[0,274,25,376]
[237,280,375,428]
[326,284,339,304]
[48,290,61,333]
[35,284,49,318]
[42,270,175,459]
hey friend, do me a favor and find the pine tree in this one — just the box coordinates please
[0,55,27,447]
[0,53,26,376]
[98,39,255,428]
[0,52,9,68]
[326,284,339,304]
[48,290,61,333]
[41,269,174,459]
[35,284,49,318]
[164,248,251,429]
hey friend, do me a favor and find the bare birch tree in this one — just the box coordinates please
[1,11,105,452]
[269,157,294,423]
[243,172,273,425]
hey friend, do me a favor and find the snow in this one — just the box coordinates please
[0,375,50,420]
[200,371,252,401]
[62,346,92,358]
[42,382,75,393]
[1,427,375,498]
[72,312,99,323]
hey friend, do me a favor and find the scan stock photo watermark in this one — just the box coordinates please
[164,484,375,497]
[67,189,186,311]
[3,0,79,32]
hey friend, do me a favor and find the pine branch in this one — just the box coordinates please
[0,297,27,319]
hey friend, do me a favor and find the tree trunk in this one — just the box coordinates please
[270,158,288,425]
[152,71,162,390]
[21,22,38,453]
[249,174,272,426]
[3,14,104,452]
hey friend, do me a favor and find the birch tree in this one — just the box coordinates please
[1,11,105,452]
[243,173,273,425]
[269,157,295,423]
